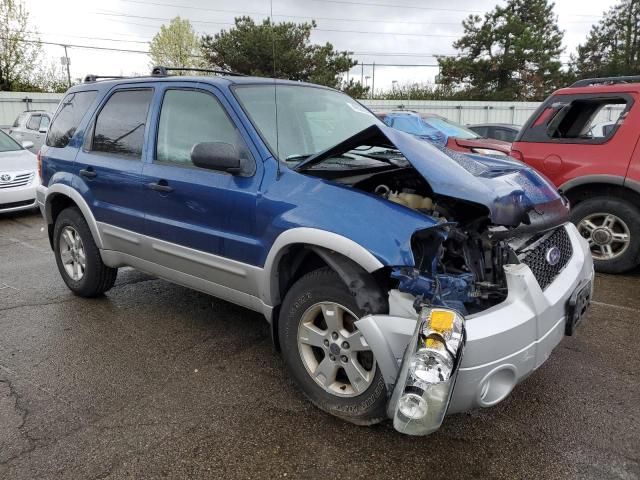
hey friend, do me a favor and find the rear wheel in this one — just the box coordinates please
[53,207,117,296]
[278,267,387,425]
[571,196,640,273]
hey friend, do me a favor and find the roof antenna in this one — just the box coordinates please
[270,0,281,179]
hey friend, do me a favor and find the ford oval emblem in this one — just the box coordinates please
[545,246,561,266]
[0,173,11,182]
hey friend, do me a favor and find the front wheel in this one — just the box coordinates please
[571,197,640,273]
[278,267,387,426]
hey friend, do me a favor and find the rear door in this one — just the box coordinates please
[74,86,153,237]
[513,93,638,187]
[140,84,262,264]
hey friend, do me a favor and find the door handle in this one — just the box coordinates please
[79,168,97,179]
[146,181,174,193]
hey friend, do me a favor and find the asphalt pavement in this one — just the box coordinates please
[0,211,638,479]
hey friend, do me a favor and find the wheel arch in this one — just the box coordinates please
[44,184,103,250]
[262,229,389,350]
[560,177,640,209]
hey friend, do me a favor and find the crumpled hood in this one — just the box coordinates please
[296,124,568,227]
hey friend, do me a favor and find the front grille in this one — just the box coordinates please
[0,199,35,210]
[521,226,573,290]
[0,171,35,189]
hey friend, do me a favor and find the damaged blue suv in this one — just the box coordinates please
[37,68,593,436]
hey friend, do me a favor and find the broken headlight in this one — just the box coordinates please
[388,307,465,435]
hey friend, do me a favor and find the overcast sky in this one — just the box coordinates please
[26,0,618,91]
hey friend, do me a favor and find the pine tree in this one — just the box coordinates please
[437,0,565,100]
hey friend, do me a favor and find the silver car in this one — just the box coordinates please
[8,110,52,152]
[0,130,39,214]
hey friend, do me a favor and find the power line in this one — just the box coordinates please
[112,0,604,20]
[3,37,150,54]
[310,0,605,18]
[96,12,460,38]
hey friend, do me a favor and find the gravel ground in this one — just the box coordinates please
[0,211,638,480]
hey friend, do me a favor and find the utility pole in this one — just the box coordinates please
[371,62,375,99]
[361,63,364,85]
[63,45,71,87]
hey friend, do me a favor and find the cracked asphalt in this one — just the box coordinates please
[0,211,638,480]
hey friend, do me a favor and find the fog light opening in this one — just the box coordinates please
[478,365,517,407]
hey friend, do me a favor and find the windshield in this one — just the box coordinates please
[421,116,480,139]
[234,85,379,162]
[0,130,23,152]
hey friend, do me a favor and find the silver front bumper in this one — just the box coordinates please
[356,222,594,435]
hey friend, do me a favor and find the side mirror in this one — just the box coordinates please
[191,142,242,175]
[21,140,34,149]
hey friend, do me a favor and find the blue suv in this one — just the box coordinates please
[37,68,593,436]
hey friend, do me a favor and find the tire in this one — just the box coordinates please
[278,267,388,426]
[53,207,117,297]
[570,196,640,273]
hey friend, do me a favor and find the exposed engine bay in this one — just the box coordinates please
[310,165,565,315]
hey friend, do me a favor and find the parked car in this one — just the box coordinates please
[9,110,52,152]
[37,68,593,436]
[468,123,520,142]
[511,75,640,273]
[0,129,38,214]
[378,110,512,156]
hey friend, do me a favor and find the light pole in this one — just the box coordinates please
[62,46,71,88]
[365,76,371,98]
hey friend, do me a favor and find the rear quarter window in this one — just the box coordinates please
[47,91,98,148]
[519,94,631,144]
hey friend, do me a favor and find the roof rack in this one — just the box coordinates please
[571,75,640,87]
[151,66,246,77]
[83,74,127,83]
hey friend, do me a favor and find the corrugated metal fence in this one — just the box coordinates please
[359,99,625,126]
[359,99,542,125]
[0,92,63,128]
[0,92,626,129]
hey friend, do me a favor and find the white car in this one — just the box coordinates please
[0,130,39,214]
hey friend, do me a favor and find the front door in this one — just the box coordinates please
[141,85,263,270]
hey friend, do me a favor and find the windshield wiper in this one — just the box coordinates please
[285,153,314,164]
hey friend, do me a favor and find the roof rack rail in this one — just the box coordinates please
[571,75,640,87]
[83,74,127,83]
[151,65,246,77]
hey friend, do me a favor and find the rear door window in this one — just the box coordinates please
[47,90,98,148]
[91,89,153,159]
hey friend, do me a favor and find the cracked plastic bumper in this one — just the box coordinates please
[356,223,594,434]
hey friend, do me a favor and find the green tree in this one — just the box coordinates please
[437,0,565,101]
[573,0,640,78]
[340,79,369,98]
[17,59,69,92]
[149,16,201,71]
[200,17,356,89]
[0,0,41,90]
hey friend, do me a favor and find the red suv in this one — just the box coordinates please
[511,76,640,273]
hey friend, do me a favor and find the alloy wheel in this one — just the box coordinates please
[577,212,631,261]
[297,302,376,397]
[59,226,86,281]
